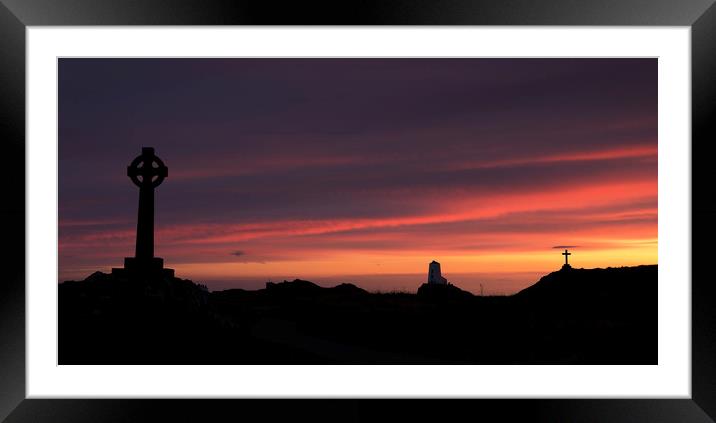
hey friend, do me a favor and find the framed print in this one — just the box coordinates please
[1,0,715,422]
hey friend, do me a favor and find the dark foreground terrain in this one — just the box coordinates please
[59,265,657,364]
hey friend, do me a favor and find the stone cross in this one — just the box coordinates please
[562,249,571,265]
[128,147,168,260]
[113,147,173,278]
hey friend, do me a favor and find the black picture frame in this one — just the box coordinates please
[1,1,714,421]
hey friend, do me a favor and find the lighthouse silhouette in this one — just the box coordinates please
[427,260,448,285]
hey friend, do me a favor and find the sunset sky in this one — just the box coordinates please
[58,58,657,294]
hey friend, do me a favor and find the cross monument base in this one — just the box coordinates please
[112,257,175,279]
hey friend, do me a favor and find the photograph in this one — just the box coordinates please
[58,57,658,365]
[2,0,715,420]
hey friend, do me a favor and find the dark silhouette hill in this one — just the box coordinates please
[261,279,368,297]
[59,265,657,364]
[514,265,657,324]
[417,281,474,301]
[516,265,655,300]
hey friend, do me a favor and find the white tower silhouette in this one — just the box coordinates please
[427,260,448,285]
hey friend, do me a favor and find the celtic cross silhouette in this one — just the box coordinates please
[127,147,167,262]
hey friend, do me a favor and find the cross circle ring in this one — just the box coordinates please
[127,153,168,188]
